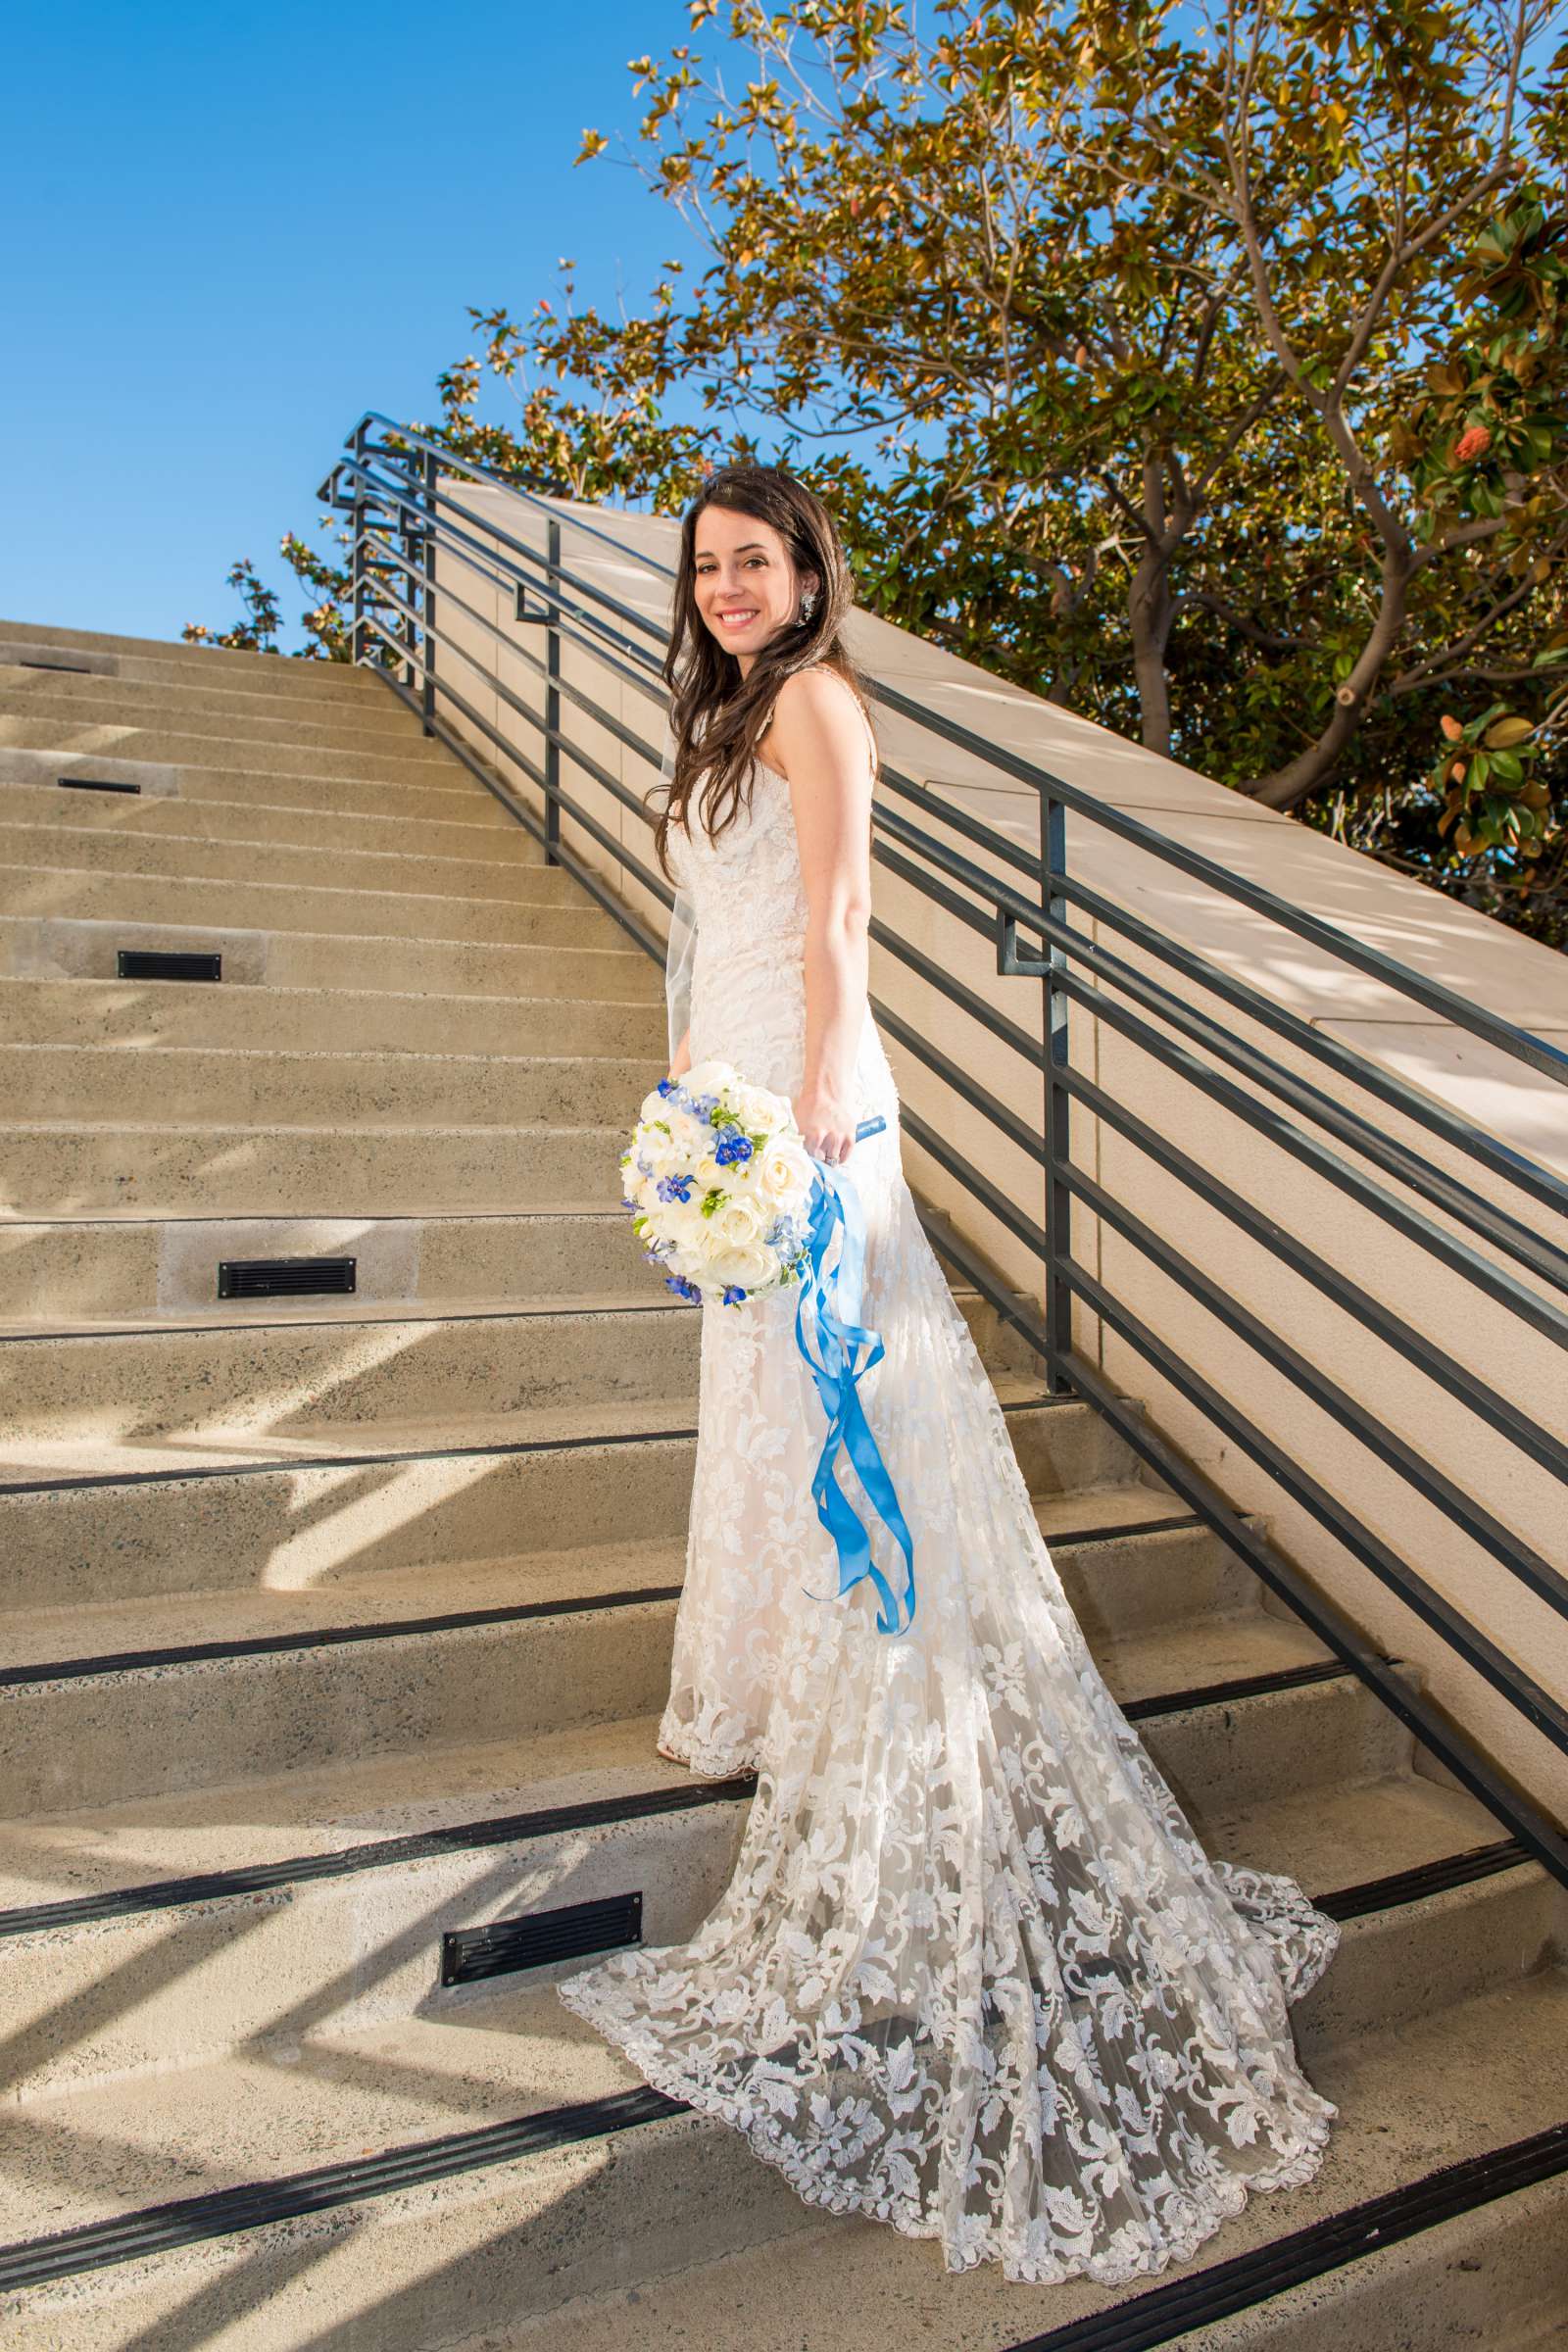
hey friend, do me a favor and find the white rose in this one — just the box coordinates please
[710,1192,766,1252]
[706,1239,778,1293]
[732,1081,791,1138]
[681,1057,739,1101]
[756,1135,816,1208]
[662,1199,710,1253]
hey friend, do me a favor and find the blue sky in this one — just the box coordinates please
[0,3,726,649]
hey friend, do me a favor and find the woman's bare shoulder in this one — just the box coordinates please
[771,662,863,720]
[765,665,875,784]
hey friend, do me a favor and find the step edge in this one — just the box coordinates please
[0,1660,1410,1940]
[0,1507,1214,1691]
[0,1396,1148,1495]
[0,1968,1560,2308]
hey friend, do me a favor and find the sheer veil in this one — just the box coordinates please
[655,724,697,1066]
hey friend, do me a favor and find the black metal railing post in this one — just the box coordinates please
[349,418,369,667]
[397,469,419,695]
[1041,789,1074,1392]
[420,448,438,733]
[544,516,562,864]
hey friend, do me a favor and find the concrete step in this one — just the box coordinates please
[0,710,489,794]
[0,1042,662,1127]
[1,740,522,826]
[0,1202,1030,1332]
[0,1205,661,1322]
[0,1256,1034,1394]
[0,1298,707,1451]
[0,912,658,998]
[0,815,561,900]
[0,1604,1354,1825]
[0,618,401,703]
[0,639,416,704]
[476,2208,1568,2352]
[1162,2179,1568,2351]
[0,861,611,947]
[0,976,666,1058]
[1,1935,1561,2347]
[0,773,549,860]
[0,665,467,750]
[0,1508,1310,1817]
[0,1269,1055,1439]
[0,1707,1536,2104]
[0,1505,1235,1684]
[0,1399,1138,1605]
[0,1113,632,1217]
[449,1983,1568,2352]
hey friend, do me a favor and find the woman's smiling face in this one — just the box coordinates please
[692,507,819,673]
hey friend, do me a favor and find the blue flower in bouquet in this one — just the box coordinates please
[665,1272,702,1301]
[656,1172,696,1204]
[713,1131,754,1168]
[721,1284,748,1306]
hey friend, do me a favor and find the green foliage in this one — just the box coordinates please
[184,535,355,662]
[554,0,1568,942]
[196,0,1568,944]
[182,559,284,655]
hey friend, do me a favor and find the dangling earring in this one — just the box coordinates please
[800,588,817,622]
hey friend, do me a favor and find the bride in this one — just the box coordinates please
[555,464,1342,2286]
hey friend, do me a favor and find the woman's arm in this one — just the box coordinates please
[769,670,875,1166]
[668,1023,693,1081]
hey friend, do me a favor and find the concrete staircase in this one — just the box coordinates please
[0,619,1564,2350]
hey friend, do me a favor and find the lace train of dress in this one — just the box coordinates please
[556,709,1341,2286]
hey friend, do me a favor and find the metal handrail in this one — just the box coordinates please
[325,412,1568,1089]
[341,439,1568,1261]
[320,413,1568,1890]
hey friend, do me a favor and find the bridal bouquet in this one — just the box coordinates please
[620,1057,914,1632]
[621,1058,845,1306]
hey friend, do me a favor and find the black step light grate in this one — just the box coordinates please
[117,949,221,981]
[442,1890,643,1986]
[61,775,141,794]
[218,1256,358,1300]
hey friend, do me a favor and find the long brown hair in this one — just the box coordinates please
[650,464,877,880]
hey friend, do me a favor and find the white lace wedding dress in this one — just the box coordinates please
[556,683,1342,2286]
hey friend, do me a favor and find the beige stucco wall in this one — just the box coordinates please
[425,472,1568,1836]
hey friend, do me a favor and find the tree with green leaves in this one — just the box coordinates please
[190,0,1568,942]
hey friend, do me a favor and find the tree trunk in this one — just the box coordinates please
[1129,453,1177,758]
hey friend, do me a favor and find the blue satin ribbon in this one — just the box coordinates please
[793,1113,917,1636]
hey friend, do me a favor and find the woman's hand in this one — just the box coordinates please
[794,1076,858,1166]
